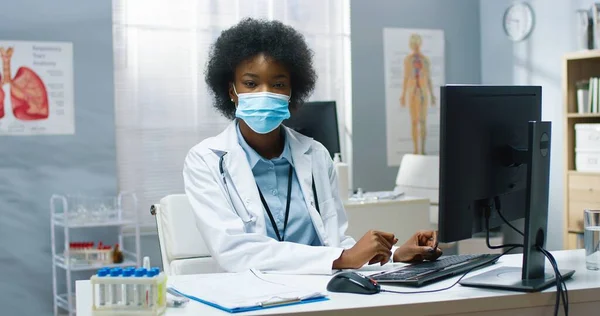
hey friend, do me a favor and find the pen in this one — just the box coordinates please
[166,287,190,307]
[428,237,439,254]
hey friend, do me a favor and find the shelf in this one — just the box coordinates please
[56,293,75,312]
[567,113,600,118]
[53,213,135,228]
[568,170,600,176]
[55,254,137,271]
[564,49,600,60]
[563,51,600,249]
[121,223,157,237]
[51,192,140,316]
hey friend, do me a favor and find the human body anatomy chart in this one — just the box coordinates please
[0,41,74,135]
[383,28,444,166]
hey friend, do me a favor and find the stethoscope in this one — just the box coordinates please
[219,153,229,189]
[218,151,322,216]
[219,152,256,223]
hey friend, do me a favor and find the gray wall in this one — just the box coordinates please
[0,1,116,315]
[479,0,594,250]
[351,0,482,191]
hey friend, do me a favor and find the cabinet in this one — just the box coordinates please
[563,50,600,249]
[343,197,431,244]
[50,192,141,316]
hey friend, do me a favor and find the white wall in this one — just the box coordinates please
[480,0,595,250]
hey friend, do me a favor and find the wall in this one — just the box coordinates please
[479,0,594,250]
[351,0,482,191]
[0,1,116,315]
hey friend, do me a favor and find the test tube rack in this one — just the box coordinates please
[90,268,167,315]
[66,242,113,265]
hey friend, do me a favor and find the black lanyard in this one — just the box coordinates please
[257,166,294,242]
[257,167,321,242]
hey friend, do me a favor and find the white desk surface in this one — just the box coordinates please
[343,195,429,208]
[76,250,600,316]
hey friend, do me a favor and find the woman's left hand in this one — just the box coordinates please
[393,230,442,263]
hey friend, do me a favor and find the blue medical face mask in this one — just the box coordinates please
[233,84,291,134]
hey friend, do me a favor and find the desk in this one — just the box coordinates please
[76,250,600,315]
[343,196,431,243]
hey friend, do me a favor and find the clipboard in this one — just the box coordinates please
[168,270,328,313]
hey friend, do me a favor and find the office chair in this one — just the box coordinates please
[151,194,222,275]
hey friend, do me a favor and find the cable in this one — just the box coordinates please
[493,197,568,316]
[380,246,522,295]
[539,247,568,316]
[544,250,569,309]
[539,248,567,316]
[494,196,524,236]
[484,204,523,249]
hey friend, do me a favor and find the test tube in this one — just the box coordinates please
[97,242,104,262]
[134,268,147,307]
[96,268,109,306]
[122,267,134,305]
[150,267,161,306]
[146,269,157,307]
[143,256,150,270]
[109,268,123,305]
[126,267,137,305]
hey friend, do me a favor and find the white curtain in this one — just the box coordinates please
[112,0,352,226]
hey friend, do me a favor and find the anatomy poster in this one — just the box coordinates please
[383,28,444,166]
[0,41,74,135]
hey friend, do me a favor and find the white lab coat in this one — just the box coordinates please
[183,121,356,275]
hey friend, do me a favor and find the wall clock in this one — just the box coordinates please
[503,2,535,42]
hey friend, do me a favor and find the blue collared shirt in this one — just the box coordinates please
[236,123,321,246]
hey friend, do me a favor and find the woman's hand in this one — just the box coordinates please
[393,230,442,263]
[333,230,398,269]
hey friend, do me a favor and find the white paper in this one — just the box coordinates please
[383,28,445,166]
[170,270,325,310]
[0,40,74,135]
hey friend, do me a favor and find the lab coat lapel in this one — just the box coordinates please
[285,127,328,245]
[217,123,266,231]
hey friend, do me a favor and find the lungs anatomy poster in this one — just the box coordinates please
[383,28,444,166]
[0,41,74,136]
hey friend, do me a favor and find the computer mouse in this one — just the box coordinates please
[326,271,381,295]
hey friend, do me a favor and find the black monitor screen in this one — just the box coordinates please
[284,101,341,159]
[438,85,542,243]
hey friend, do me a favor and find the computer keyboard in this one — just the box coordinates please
[371,254,500,285]
[414,254,484,270]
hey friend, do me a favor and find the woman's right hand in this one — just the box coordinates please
[332,230,398,269]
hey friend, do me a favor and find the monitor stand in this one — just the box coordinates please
[459,121,575,292]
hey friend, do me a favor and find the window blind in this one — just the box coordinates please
[113,0,352,226]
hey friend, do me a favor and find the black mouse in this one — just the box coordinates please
[327,271,381,295]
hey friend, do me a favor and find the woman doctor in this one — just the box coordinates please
[183,18,442,274]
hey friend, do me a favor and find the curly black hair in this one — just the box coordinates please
[205,18,317,119]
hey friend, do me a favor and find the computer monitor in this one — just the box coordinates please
[284,101,341,159]
[438,85,574,292]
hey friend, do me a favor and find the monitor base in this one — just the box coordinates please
[459,267,575,292]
